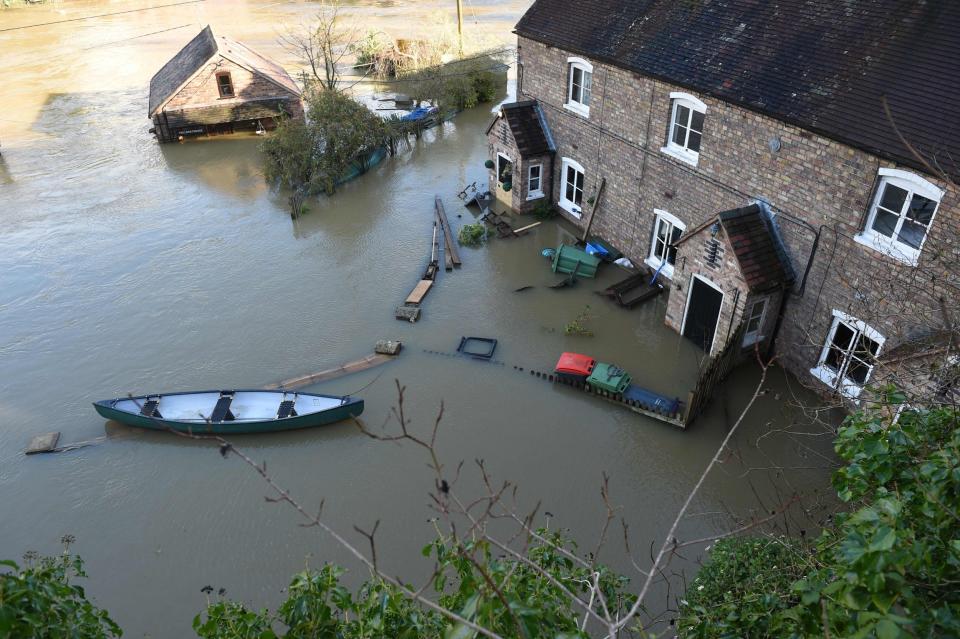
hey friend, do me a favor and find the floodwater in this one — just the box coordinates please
[1,2,838,636]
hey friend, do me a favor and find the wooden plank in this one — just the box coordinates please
[434,197,461,266]
[513,221,542,236]
[580,177,606,242]
[25,432,60,454]
[405,279,433,304]
[264,352,396,390]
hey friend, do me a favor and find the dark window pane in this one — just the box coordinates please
[675,104,690,127]
[832,322,855,350]
[897,219,926,249]
[575,170,584,191]
[670,225,683,244]
[672,123,687,147]
[690,109,705,133]
[906,194,936,225]
[871,209,898,237]
[846,357,872,385]
[856,334,880,359]
[667,242,677,265]
[824,345,846,372]
[687,130,702,153]
[565,181,574,202]
[879,184,908,213]
[581,72,592,106]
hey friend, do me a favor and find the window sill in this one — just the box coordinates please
[809,365,864,400]
[660,145,699,167]
[558,200,583,219]
[526,191,544,201]
[853,232,920,266]
[563,102,590,118]
[644,256,674,279]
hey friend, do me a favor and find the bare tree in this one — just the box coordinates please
[279,0,358,91]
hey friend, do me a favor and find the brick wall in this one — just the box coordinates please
[486,116,552,214]
[516,35,960,402]
[164,56,304,120]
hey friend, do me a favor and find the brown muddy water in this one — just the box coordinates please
[1,2,838,636]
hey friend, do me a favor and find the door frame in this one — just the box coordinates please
[680,274,725,354]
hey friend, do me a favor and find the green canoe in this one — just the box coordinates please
[93,390,364,435]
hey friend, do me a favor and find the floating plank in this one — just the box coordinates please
[264,352,396,391]
[405,279,433,305]
[25,432,60,454]
[513,221,541,236]
[435,197,461,266]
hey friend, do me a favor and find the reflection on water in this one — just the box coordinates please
[0,2,838,637]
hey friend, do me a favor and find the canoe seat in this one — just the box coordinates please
[277,400,297,419]
[210,394,235,422]
[140,399,162,419]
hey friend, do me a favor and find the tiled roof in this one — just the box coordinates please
[149,26,300,117]
[718,204,794,292]
[493,101,555,157]
[515,0,960,179]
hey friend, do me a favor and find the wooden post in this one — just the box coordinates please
[580,177,606,243]
[456,0,464,57]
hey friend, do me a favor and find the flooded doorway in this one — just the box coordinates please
[682,275,723,351]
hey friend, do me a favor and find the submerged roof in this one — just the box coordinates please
[487,100,555,157]
[148,25,300,117]
[515,0,960,178]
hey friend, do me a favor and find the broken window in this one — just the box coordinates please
[811,311,884,399]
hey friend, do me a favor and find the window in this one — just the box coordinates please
[527,163,543,200]
[564,58,593,117]
[810,310,885,399]
[855,168,943,265]
[644,210,685,278]
[216,72,234,98]
[742,298,768,347]
[496,153,513,186]
[558,158,585,217]
[661,92,706,166]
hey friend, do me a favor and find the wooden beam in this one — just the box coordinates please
[435,196,461,266]
[580,176,606,243]
[405,279,433,304]
[513,221,542,235]
[264,352,396,390]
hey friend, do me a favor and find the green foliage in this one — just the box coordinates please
[564,305,594,336]
[351,30,390,67]
[195,530,637,638]
[457,222,487,247]
[679,405,960,638]
[0,540,122,638]
[532,200,556,220]
[261,90,388,195]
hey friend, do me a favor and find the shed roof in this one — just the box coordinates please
[487,100,555,157]
[515,0,960,179]
[148,25,300,117]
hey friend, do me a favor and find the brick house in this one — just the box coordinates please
[149,26,304,143]
[490,0,960,406]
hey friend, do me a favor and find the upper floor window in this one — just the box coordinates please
[216,72,234,98]
[662,92,706,166]
[810,310,885,399]
[564,58,592,117]
[644,209,685,279]
[559,157,585,218]
[527,163,543,200]
[854,168,943,265]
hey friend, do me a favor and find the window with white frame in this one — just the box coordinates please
[742,298,768,347]
[558,158,585,217]
[526,163,543,200]
[564,58,593,117]
[855,168,943,265]
[661,92,706,166]
[810,311,885,399]
[644,210,685,278]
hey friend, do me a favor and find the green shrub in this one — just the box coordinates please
[532,200,555,220]
[457,222,487,247]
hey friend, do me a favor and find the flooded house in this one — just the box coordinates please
[491,0,960,406]
[148,25,303,142]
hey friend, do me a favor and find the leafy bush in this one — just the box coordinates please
[457,222,487,247]
[679,404,960,638]
[533,200,556,220]
[0,540,121,638]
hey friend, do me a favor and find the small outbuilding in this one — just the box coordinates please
[148,25,304,143]
[485,101,555,214]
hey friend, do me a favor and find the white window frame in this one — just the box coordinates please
[680,274,725,355]
[854,168,943,266]
[661,92,707,167]
[564,57,593,118]
[644,209,685,279]
[810,310,885,400]
[558,157,585,218]
[495,152,513,188]
[526,163,544,201]
[742,297,768,347]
